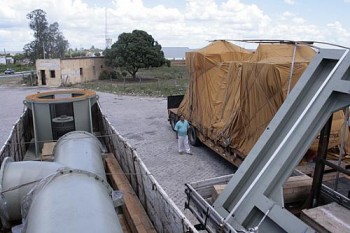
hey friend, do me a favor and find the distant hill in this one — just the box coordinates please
[162,47,193,60]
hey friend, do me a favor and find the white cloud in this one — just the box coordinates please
[280,11,305,24]
[0,0,349,51]
[325,21,350,45]
[327,21,350,36]
[284,0,296,5]
[247,10,324,43]
[185,0,219,20]
[180,0,271,43]
[0,0,108,50]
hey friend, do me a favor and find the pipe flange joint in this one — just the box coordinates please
[56,168,114,194]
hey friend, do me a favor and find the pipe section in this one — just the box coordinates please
[53,131,107,180]
[0,157,64,226]
[0,131,123,233]
[23,169,122,233]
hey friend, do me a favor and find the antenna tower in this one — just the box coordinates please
[105,8,112,49]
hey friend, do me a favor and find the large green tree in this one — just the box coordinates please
[24,9,69,62]
[105,30,166,79]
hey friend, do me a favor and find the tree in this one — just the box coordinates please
[46,22,68,58]
[13,53,26,64]
[23,9,69,62]
[105,30,166,79]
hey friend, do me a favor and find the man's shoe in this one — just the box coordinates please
[186,152,192,155]
[179,152,184,155]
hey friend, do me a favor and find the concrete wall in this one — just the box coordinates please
[60,57,106,86]
[0,57,6,65]
[36,59,61,86]
[36,57,107,86]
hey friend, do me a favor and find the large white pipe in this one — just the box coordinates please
[0,158,64,226]
[0,131,123,233]
[22,131,123,232]
[23,169,123,233]
[53,131,107,180]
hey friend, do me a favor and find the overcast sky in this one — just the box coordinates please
[1,0,350,52]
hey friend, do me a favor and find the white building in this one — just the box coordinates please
[0,57,6,65]
[36,57,109,86]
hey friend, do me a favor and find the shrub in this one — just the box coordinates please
[121,71,128,77]
[99,70,121,80]
[165,59,171,67]
[110,71,116,79]
[99,70,109,80]
[22,74,37,86]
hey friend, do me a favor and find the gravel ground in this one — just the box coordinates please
[0,86,235,224]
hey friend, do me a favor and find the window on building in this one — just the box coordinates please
[80,68,83,76]
[50,70,56,78]
[101,65,103,69]
[93,66,96,75]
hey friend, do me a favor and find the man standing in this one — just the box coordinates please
[175,115,192,155]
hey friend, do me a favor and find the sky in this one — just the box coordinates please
[1,0,350,52]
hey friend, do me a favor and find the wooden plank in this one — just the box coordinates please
[211,175,313,204]
[105,153,156,233]
[328,152,350,164]
[296,163,315,176]
[189,174,232,189]
[296,160,348,177]
[41,142,56,161]
[322,172,347,182]
[283,174,312,203]
[212,184,226,202]
[301,202,350,233]
[118,214,132,233]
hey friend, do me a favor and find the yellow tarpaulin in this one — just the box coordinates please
[179,40,349,158]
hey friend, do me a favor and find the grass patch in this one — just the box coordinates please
[73,65,189,97]
[0,65,190,97]
[0,64,35,73]
[138,66,188,80]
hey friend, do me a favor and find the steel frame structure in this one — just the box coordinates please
[209,48,350,232]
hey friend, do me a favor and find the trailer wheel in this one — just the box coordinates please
[188,125,201,146]
[170,113,177,131]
